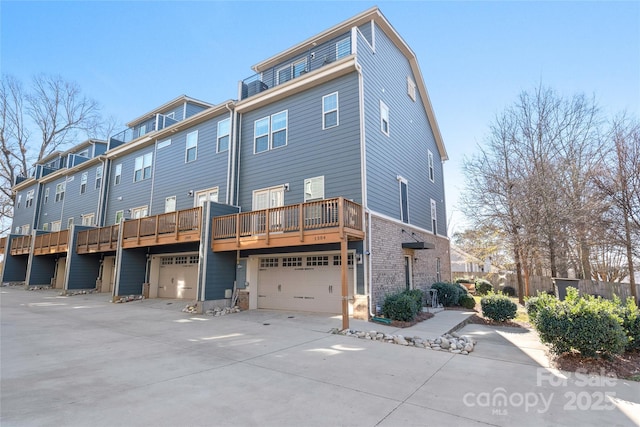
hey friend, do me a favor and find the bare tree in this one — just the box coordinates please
[0,74,106,233]
[594,116,640,302]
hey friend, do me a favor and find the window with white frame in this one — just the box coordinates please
[195,188,219,207]
[304,176,325,202]
[21,224,30,235]
[157,139,171,149]
[254,117,270,153]
[131,206,148,219]
[25,190,34,208]
[67,217,74,229]
[407,76,416,101]
[217,118,230,153]
[380,101,389,136]
[138,124,147,137]
[51,220,61,232]
[165,196,176,213]
[81,213,94,226]
[428,150,434,182]
[95,165,103,189]
[254,110,288,153]
[271,111,287,148]
[336,38,350,59]
[16,194,21,208]
[55,182,65,202]
[80,172,88,194]
[322,92,339,129]
[431,199,437,234]
[44,187,49,203]
[399,176,409,223]
[115,210,124,224]
[134,153,153,182]
[114,163,122,185]
[42,222,49,231]
[185,130,198,163]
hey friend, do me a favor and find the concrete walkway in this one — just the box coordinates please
[2,288,639,427]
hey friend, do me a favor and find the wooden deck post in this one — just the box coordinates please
[341,235,349,331]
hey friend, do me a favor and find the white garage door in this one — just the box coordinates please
[257,253,354,314]
[158,255,199,299]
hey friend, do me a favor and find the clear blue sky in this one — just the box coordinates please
[2,1,639,234]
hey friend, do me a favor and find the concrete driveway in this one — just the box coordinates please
[1,287,639,427]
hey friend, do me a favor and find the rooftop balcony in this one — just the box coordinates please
[109,113,179,147]
[33,230,69,256]
[212,197,364,252]
[121,207,202,249]
[240,35,352,100]
[76,225,120,254]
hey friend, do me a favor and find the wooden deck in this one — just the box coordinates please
[121,207,202,249]
[76,225,120,254]
[0,236,6,254]
[9,235,31,256]
[212,197,364,251]
[33,230,69,256]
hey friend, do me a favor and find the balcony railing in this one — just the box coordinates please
[212,197,364,251]
[109,113,179,147]
[0,236,7,253]
[121,207,202,248]
[76,225,120,254]
[240,35,352,100]
[10,235,32,256]
[33,230,69,256]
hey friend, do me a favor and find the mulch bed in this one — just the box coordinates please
[387,311,434,328]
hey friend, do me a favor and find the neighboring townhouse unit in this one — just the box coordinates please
[1,7,450,326]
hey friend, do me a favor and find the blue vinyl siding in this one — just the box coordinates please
[237,73,361,210]
[104,147,154,225]
[203,203,241,300]
[358,24,447,236]
[118,248,147,295]
[185,102,207,119]
[11,182,39,233]
[151,116,230,214]
[67,226,100,289]
[357,21,373,47]
[1,235,28,281]
[59,165,103,228]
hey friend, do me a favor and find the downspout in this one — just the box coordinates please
[95,156,107,226]
[148,142,159,213]
[235,113,243,207]
[355,59,374,318]
[225,102,235,205]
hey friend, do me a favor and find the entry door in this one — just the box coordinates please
[101,256,116,293]
[54,257,67,289]
[252,186,284,232]
[195,188,219,207]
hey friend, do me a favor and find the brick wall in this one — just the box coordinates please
[369,215,451,313]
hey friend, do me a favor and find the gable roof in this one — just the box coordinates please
[252,7,448,161]
[125,95,214,128]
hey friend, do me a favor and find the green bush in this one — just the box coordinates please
[459,294,476,309]
[475,279,493,295]
[533,288,627,357]
[618,297,640,351]
[525,292,558,323]
[382,293,418,322]
[402,288,424,308]
[481,292,517,322]
[430,282,463,307]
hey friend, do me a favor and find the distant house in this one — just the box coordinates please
[1,7,450,322]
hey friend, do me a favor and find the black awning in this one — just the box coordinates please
[401,241,435,250]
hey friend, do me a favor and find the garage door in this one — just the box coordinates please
[257,253,354,314]
[158,255,198,299]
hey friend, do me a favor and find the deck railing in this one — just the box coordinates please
[0,236,6,253]
[122,207,202,244]
[33,230,69,255]
[213,197,362,244]
[76,224,120,253]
